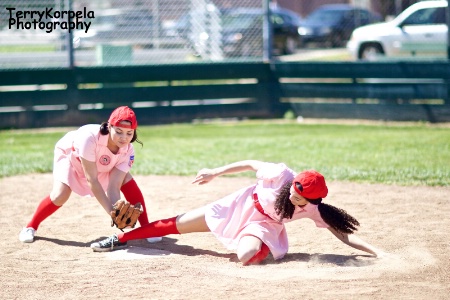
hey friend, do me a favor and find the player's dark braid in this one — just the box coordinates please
[274,180,360,234]
[100,122,143,146]
[317,203,360,234]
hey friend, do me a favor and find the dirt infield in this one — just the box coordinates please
[2,174,449,300]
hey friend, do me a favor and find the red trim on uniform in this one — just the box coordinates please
[253,193,271,219]
[71,145,81,162]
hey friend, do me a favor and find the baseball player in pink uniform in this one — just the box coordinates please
[19,106,161,244]
[91,160,386,265]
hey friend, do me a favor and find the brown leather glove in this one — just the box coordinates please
[111,200,142,231]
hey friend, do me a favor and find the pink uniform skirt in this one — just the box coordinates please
[204,185,289,260]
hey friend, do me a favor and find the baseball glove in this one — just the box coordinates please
[110,199,143,231]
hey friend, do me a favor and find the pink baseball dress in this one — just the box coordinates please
[52,124,135,197]
[205,162,329,260]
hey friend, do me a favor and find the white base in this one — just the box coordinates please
[146,237,163,243]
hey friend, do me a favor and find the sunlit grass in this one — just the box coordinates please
[0,45,57,53]
[1,121,449,186]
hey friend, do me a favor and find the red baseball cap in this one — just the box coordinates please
[292,170,328,199]
[108,106,138,129]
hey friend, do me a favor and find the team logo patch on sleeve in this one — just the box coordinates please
[129,155,135,167]
[99,155,111,165]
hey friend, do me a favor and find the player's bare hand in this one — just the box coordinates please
[192,168,216,185]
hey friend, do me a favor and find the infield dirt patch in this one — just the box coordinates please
[2,174,449,299]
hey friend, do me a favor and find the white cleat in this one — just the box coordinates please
[19,227,36,243]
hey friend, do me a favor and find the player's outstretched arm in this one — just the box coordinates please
[192,160,265,185]
[327,227,387,258]
[80,157,114,214]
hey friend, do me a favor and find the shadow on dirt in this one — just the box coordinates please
[35,236,90,247]
[278,252,377,267]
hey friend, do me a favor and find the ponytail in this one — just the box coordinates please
[274,180,360,234]
[316,202,360,234]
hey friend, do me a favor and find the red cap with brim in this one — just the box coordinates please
[292,170,328,199]
[108,106,138,129]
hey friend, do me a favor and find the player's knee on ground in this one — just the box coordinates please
[237,235,261,263]
[238,243,270,265]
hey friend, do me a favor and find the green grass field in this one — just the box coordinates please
[1,120,449,186]
[0,45,57,53]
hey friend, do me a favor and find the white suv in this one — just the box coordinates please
[347,0,447,60]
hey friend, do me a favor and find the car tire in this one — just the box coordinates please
[358,43,384,60]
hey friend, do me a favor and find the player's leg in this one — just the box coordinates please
[237,235,270,265]
[49,180,72,206]
[122,206,209,241]
[90,206,209,251]
[19,181,71,243]
[121,173,166,243]
[175,206,209,233]
[120,173,149,226]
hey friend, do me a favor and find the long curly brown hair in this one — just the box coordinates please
[274,181,360,234]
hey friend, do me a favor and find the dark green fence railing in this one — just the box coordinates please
[1,61,449,129]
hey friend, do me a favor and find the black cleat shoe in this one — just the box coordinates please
[90,234,127,252]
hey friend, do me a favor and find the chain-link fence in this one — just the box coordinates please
[0,0,446,69]
[0,0,267,68]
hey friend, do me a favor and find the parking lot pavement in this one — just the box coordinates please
[278,48,351,61]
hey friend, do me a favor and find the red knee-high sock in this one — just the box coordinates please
[121,179,149,226]
[118,216,179,242]
[244,243,270,266]
[26,195,61,230]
